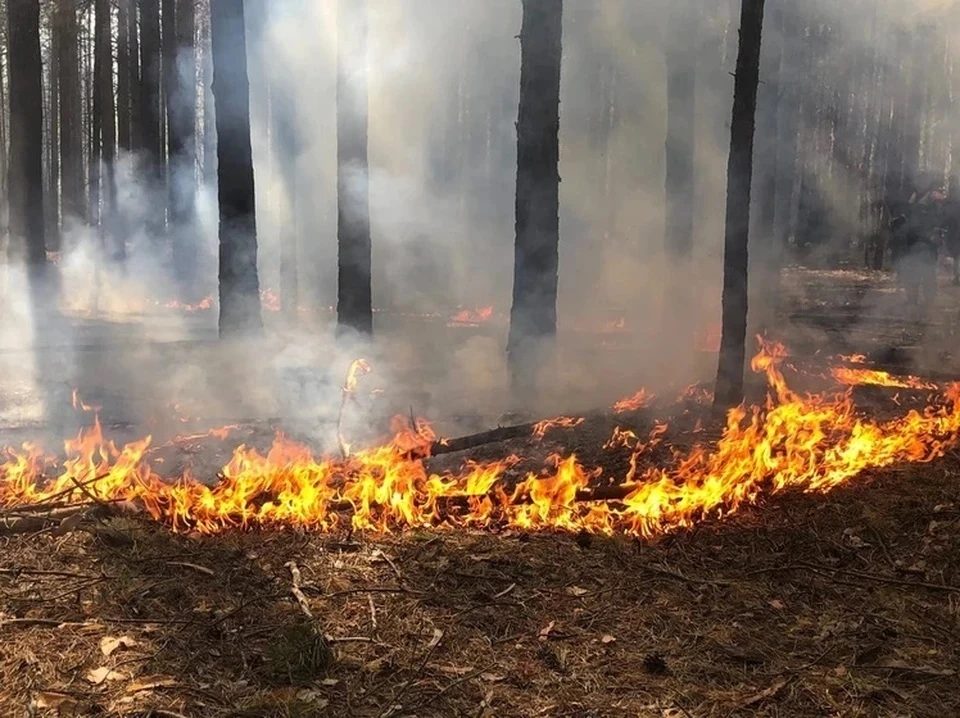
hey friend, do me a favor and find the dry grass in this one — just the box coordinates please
[1,450,958,717]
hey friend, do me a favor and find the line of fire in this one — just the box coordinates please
[0,0,958,715]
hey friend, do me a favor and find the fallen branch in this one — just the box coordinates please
[427,423,536,457]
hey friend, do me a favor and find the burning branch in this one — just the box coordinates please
[337,359,372,459]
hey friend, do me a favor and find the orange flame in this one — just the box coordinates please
[830,367,938,391]
[448,306,495,327]
[613,388,656,414]
[2,340,960,539]
[531,417,585,440]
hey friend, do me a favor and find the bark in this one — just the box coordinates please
[0,49,7,233]
[664,1,696,260]
[91,3,103,227]
[274,76,300,320]
[201,1,217,187]
[117,0,132,151]
[211,0,262,337]
[7,0,46,265]
[169,0,198,291]
[714,0,766,411]
[140,0,163,233]
[57,0,83,226]
[336,0,373,335]
[507,0,563,399]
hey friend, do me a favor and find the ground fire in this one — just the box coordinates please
[2,340,957,539]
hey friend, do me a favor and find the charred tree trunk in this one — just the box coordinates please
[664,2,696,261]
[201,2,217,188]
[91,5,103,228]
[714,0,765,411]
[117,0,132,151]
[140,0,163,235]
[211,0,262,336]
[7,0,46,266]
[336,0,373,335]
[507,0,563,398]
[169,0,198,293]
[57,0,83,228]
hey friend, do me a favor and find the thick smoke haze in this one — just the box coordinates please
[1,0,959,444]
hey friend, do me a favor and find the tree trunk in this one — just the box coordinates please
[274,68,300,321]
[7,0,46,266]
[714,0,766,411]
[117,0,132,151]
[140,0,163,235]
[211,0,262,337]
[169,0,198,293]
[91,3,103,228]
[507,0,563,399]
[162,0,175,206]
[336,0,373,335]
[57,0,83,227]
[664,1,696,260]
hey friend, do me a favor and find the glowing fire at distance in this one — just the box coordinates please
[2,340,960,539]
[830,367,938,391]
[448,306,495,327]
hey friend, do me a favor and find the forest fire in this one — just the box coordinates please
[830,366,938,391]
[447,305,495,327]
[2,340,958,538]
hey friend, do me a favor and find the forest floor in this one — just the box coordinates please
[2,265,960,717]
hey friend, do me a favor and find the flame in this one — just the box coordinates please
[163,295,214,313]
[448,306,495,327]
[2,339,960,539]
[830,367,938,391]
[531,417,585,439]
[839,353,867,364]
[613,388,656,414]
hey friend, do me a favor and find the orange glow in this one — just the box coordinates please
[448,306,495,327]
[613,388,656,414]
[2,339,960,539]
[531,417,584,439]
[696,321,722,353]
[830,367,938,391]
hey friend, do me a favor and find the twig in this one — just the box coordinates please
[414,665,495,713]
[378,629,446,718]
[797,561,960,594]
[641,563,733,587]
[0,473,111,516]
[285,561,313,619]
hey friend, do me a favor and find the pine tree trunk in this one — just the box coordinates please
[117,0,132,151]
[201,0,216,187]
[211,0,262,337]
[274,64,300,321]
[7,0,46,266]
[714,0,766,411]
[169,0,197,293]
[58,0,84,226]
[336,0,373,335]
[507,0,563,399]
[91,4,103,228]
[140,0,163,235]
[664,2,696,260]
[162,0,176,205]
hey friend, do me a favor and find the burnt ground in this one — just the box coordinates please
[1,266,960,716]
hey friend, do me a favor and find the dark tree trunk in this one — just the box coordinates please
[140,0,163,234]
[714,0,766,411]
[95,0,120,259]
[664,1,696,260]
[117,0,132,151]
[169,0,197,292]
[58,0,83,227]
[336,0,373,335]
[162,0,176,211]
[507,0,563,398]
[127,0,142,149]
[211,0,262,336]
[7,0,46,265]
[91,4,103,228]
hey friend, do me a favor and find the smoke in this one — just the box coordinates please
[4,0,960,452]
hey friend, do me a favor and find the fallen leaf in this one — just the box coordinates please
[125,676,178,693]
[427,627,443,649]
[601,634,617,644]
[166,561,215,576]
[34,692,78,710]
[53,512,86,536]
[295,688,329,707]
[100,635,137,657]
[739,679,787,708]
[566,586,589,597]
[321,678,340,686]
[769,599,786,610]
[538,621,556,642]
[481,673,506,682]
[434,664,476,675]
[85,666,127,685]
